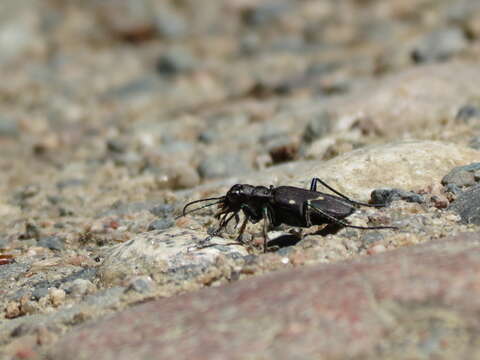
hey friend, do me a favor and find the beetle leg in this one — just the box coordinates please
[306,202,397,230]
[304,201,313,227]
[262,207,271,253]
[309,177,386,208]
[310,177,354,201]
[235,216,249,244]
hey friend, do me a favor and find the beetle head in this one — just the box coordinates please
[223,184,271,211]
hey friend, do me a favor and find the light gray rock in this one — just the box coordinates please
[240,140,480,201]
[99,228,248,286]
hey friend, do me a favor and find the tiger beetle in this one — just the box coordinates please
[182,178,397,252]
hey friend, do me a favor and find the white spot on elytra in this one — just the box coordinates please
[288,200,296,204]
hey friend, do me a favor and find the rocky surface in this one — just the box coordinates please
[47,232,480,360]
[0,0,480,359]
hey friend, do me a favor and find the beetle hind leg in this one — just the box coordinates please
[309,177,386,208]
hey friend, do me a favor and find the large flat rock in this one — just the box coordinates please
[48,232,480,360]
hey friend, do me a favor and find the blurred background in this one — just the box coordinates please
[0,0,480,238]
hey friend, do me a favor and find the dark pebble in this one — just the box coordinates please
[197,154,251,179]
[59,207,75,217]
[38,236,64,251]
[148,218,174,231]
[20,222,41,240]
[456,105,480,123]
[106,138,128,153]
[449,184,480,224]
[198,129,219,144]
[302,111,332,144]
[156,48,196,76]
[411,27,467,64]
[269,142,298,164]
[263,135,298,164]
[370,188,424,205]
[442,162,480,188]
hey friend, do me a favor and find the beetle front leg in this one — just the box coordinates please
[235,216,249,244]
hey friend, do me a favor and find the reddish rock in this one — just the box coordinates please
[48,232,480,359]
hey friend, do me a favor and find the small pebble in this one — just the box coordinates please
[430,195,449,209]
[20,300,39,315]
[125,276,154,294]
[65,279,95,297]
[301,112,332,144]
[370,188,424,205]
[5,302,22,319]
[38,236,64,251]
[48,288,66,307]
[31,287,49,301]
[411,27,467,63]
[150,204,174,218]
[469,136,480,150]
[156,47,196,76]
[445,183,463,196]
[455,104,480,123]
[148,218,174,231]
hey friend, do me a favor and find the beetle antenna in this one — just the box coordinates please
[178,200,224,219]
[180,197,225,218]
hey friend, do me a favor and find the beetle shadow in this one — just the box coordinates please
[312,223,344,236]
[267,233,302,249]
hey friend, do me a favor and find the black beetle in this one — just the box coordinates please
[182,178,397,252]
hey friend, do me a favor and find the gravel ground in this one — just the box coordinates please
[1,0,480,358]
